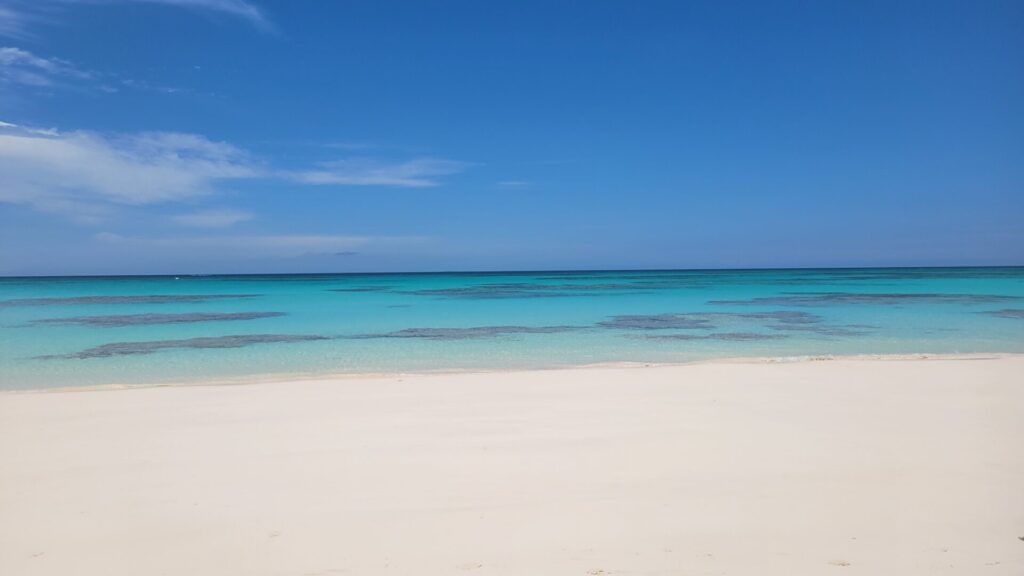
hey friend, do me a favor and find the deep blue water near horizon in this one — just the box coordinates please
[2,267,1023,390]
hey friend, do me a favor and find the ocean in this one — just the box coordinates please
[1,267,1022,390]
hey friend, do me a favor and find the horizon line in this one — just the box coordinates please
[2,263,1022,280]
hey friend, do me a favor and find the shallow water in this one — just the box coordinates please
[2,267,1023,389]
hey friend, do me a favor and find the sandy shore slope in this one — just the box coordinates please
[2,357,1023,575]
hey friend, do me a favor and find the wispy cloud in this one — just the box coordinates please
[95,232,426,258]
[0,121,468,222]
[171,208,254,228]
[0,45,184,94]
[0,1,273,39]
[0,122,258,219]
[0,6,32,39]
[293,158,467,188]
[125,0,272,32]
[0,46,92,87]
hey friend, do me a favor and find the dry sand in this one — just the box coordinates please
[2,357,1023,575]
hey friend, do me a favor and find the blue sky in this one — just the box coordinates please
[0,0,1021,275]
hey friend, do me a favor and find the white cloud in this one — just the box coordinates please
[0,46,92,87]
[0,122,259,217]
[0,1,272,39]
[126,0,272,31]
[0,6,33,39]
[294,158,467,188]
[96,232,427,258]
[172,208,254,228]
[0,46,188,94]
[0,121,468,222]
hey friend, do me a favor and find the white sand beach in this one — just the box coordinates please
[2,356,1022,575]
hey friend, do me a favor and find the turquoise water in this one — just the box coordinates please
[2,267,1023,390]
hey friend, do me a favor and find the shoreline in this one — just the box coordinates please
[6,350,1021,394]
